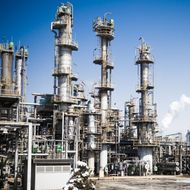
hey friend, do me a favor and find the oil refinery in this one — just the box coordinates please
[0,2,190,190]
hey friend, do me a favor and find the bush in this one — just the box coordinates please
[63,161,96,190]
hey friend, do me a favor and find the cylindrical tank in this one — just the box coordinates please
[58,47,72,102]
[1,44,14,95]
[88,151,95,176]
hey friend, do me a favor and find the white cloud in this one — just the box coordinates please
[161,94,190,130]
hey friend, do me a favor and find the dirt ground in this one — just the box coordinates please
[94,175,190,190]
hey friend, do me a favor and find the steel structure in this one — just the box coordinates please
[51,3,80,164]
[1,3,190,190]
[15,47,28,100]
[133,38,157,174]
[92,15,119,177]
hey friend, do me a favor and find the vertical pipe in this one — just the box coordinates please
[88,100,96,174]
[100,145,107,177]
[52,32,57,95]
[16,104,19,122]
[180,144,182,174]
[27,123,32,190]
[53,110,57,159]
[88,152,95,176]
[75,118,79,169]
[65,116,68,159]
[21,47,27,102]
[62,112,64,158]
[15,57,22,95]
[14,135,18,189]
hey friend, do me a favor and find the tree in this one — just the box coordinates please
[63,161,96,190]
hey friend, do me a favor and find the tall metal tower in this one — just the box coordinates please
[51,3,79,165]
[93,14,115,177]
[51,2,78,106]
[15,47,28,100]
[0,42,14,96]
[133,38,157,174]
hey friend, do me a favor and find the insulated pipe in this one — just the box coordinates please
[14,136,18,189]
[68,117,74,140]
[15,56,22,95]
[21,48,25,100]
[52,30,58,95]
[88,100,96,133]
[100,145,108,177]
[88,151,95,176]
[87,100,96,175]
[62,112,64,158]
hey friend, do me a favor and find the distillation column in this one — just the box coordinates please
[15,47,28,98]
[93,15,114,177]
[0,42,14,95]
[134,39,157,174]
[51,3,79,162]
[51,3,78,104]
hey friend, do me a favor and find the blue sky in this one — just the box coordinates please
[1,0,190,138]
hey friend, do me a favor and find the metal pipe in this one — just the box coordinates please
[87,100,96,174]
[62,111,64,158]
[27,123,32,190]
[15,56,22,95]
[52,30,57,95]
[14,135,18,189]
[21,47,26,101]
[74,117,79,169]
[100,145,107,176]
[88,151,95,176]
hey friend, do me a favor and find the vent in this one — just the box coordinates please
[36,165,71,173]
[46,166,54,172]
[54,166,62,172]
[36,166,45,173]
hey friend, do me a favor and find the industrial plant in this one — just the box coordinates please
[0,2,190,190]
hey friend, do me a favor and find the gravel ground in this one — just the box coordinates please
[95,176,190,190]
